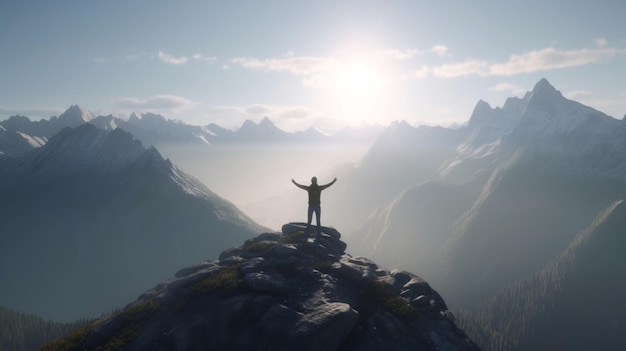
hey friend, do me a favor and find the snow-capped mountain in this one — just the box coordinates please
[331,78,626,351]
[446,78,626,180]
[0,124,46,156]
[0,124,267,322]
[1,105,382,151]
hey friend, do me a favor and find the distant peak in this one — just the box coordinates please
[59,105,94,125]
[467,100,494,127]
[530,78,560,97]
[259,116,275,126]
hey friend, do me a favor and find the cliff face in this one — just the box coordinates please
[41,224,481,351]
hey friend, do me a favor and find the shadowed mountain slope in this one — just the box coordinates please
[455,199,626,351]
[0,124,266,322]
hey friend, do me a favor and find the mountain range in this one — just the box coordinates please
[0,105,382,158]
[324,78,626,350]
[3,78,626,349]
[0,123,266,322]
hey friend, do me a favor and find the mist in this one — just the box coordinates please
[158,142,372,231]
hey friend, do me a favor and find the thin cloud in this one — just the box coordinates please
[378,49,421,60]
[433,60,489,78]
[158,51,189,65]
[412,65,431,79]
[245,104,272,115]
[191,54,218,63]
[280,106,312,119]
[489,82,526,95]
[231,55,333,75]
[488,47,624,76]
[0,106,65,119]
[116,95,195,110]
[432,45,450,57]
[430,46,625,78]
[564,90,592,100]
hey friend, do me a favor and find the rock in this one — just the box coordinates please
[174,260,219,278]
[282,222,341,239]
[274,243,299,257]
[368,312,406,339]
[291,302,359,351]
[219,247,242,261]
[244,273,291,294]
[411,295,430,307]
[240,257,265,274]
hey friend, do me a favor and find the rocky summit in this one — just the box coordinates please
[41,223,481,351]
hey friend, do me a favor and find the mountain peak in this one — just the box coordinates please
[259,116,275,126]
[43,224,480,351]
[23,124,153,179]
[467,100,494,127]
[58,105,94,126]
[527,78,562,103]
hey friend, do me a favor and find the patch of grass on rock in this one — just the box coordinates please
[191,264,242,295]
[363,280,416,319]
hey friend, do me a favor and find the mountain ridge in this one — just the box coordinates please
[0,124,267,321]
[329,78,626,350]
[0,107,381,155]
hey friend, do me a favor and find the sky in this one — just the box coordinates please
[1,0,625,132]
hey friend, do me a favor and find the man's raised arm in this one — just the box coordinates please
[320,177,337,190]
[292,178,308,190]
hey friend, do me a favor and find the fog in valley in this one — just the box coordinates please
[158,142,372,231]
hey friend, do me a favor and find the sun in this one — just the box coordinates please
[331,59,387,124]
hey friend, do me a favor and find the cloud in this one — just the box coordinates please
[245,104,272,115]
[488,47,623,76]
[158,51,189,65]
[231,55,333,75]
[433,60,489,78]
[564,90,592,100]
[0,106,65,119]
[595,38,608,48]
[378,49,421,60]
[428,45,626,78]
[432,45,450,57]
[115,95,196,110]
[412,65,431,79]
[489,82,526,95]
[280,107,312,119]
[153,51,217,65]
[191,54,218,63]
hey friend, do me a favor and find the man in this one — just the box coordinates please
[292,176,337,238]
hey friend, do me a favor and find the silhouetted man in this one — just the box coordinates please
[292,176,337,238]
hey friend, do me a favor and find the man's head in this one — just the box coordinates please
[311,176,318,185]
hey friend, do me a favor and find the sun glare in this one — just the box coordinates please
[331,59,389,125]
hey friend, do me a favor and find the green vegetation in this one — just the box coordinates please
[191,264,242,295]
[40,299,160,351]
[312,260,332,273]
[362,280,416,319]
[244,241,277,252]
[280,230,307,245]
[37,320,101,351]
[0,305,89,351]
[95,299,159,351]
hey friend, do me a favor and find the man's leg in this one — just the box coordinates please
[306,205,314,238]
[314,205,321,237]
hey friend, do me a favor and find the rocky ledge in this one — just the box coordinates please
[41,223,481,351]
